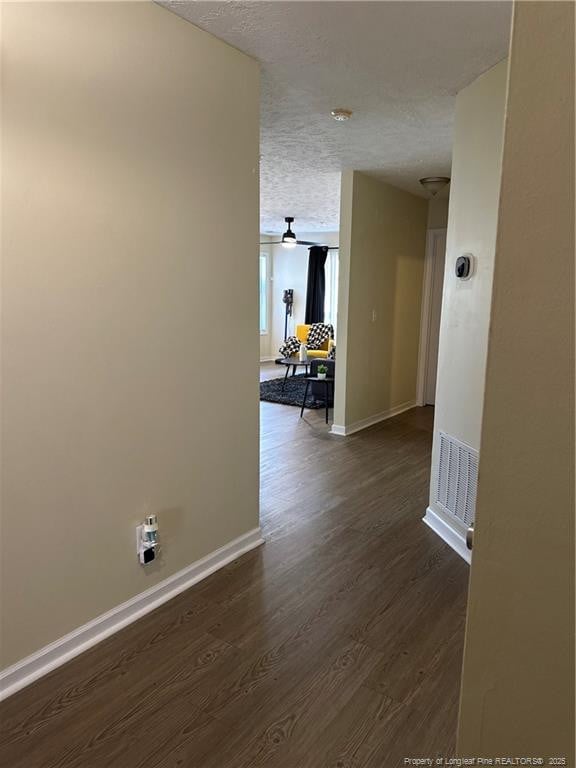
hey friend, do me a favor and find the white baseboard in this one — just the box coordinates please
[259,356,277,363]
[0,527,264,701]
[423,507,471,564]
[331,400,416,436]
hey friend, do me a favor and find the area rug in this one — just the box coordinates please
[259,374,323,409]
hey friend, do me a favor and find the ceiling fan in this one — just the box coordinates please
[260,217,338,250]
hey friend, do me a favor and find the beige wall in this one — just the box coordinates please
[458,1,574,758]
[333,171,354,427]
[334,171,427,430]
[427,61,507,532]
[0,1,260,668]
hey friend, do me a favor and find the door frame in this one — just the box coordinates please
[416,228,447,406]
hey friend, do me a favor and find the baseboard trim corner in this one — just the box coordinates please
[331,400,416,436]
[423,507,471,564]
[0,527,264,701]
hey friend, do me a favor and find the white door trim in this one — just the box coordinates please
[416,228,446,407]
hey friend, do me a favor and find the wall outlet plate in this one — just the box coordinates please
[136,524,144,556]
[136,524,158,565]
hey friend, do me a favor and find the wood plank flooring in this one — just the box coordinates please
[0,364,469,767]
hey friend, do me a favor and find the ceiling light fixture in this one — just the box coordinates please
[281,217,297,248]
[331,108,353,122]
[260,217,338,250]
[419,176,451,197]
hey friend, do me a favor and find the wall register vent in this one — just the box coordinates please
[435,432,479,526]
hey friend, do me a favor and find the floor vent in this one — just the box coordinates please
[435,432,478,526]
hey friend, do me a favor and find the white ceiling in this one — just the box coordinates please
[161,1,511,234]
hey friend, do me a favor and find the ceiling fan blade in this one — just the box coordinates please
[260,239,338,249]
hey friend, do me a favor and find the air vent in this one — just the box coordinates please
[435,432,478,527]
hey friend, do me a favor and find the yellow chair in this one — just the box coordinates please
[295,324,333,359]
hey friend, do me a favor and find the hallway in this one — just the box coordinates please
[0,396,469,768]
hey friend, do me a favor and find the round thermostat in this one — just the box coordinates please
[456,254,473,280]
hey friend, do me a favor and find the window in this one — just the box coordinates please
[324,250,339,336]
[259,253,268,334]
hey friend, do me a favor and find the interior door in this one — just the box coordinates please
[424,229,447,405]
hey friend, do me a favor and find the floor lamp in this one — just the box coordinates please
[276,289,294,363]
[283,289,294,341]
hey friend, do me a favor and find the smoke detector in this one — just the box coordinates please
[331,108,353,122]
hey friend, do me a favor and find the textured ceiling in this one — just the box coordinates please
[161,1,511,233]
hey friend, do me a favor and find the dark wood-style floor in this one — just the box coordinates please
[0,363,469,768]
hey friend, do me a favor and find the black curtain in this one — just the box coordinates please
[305,246,328,324]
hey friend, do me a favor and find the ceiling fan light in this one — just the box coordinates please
[281,233,297,248]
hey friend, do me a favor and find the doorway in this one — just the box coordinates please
[418,228,447,406]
